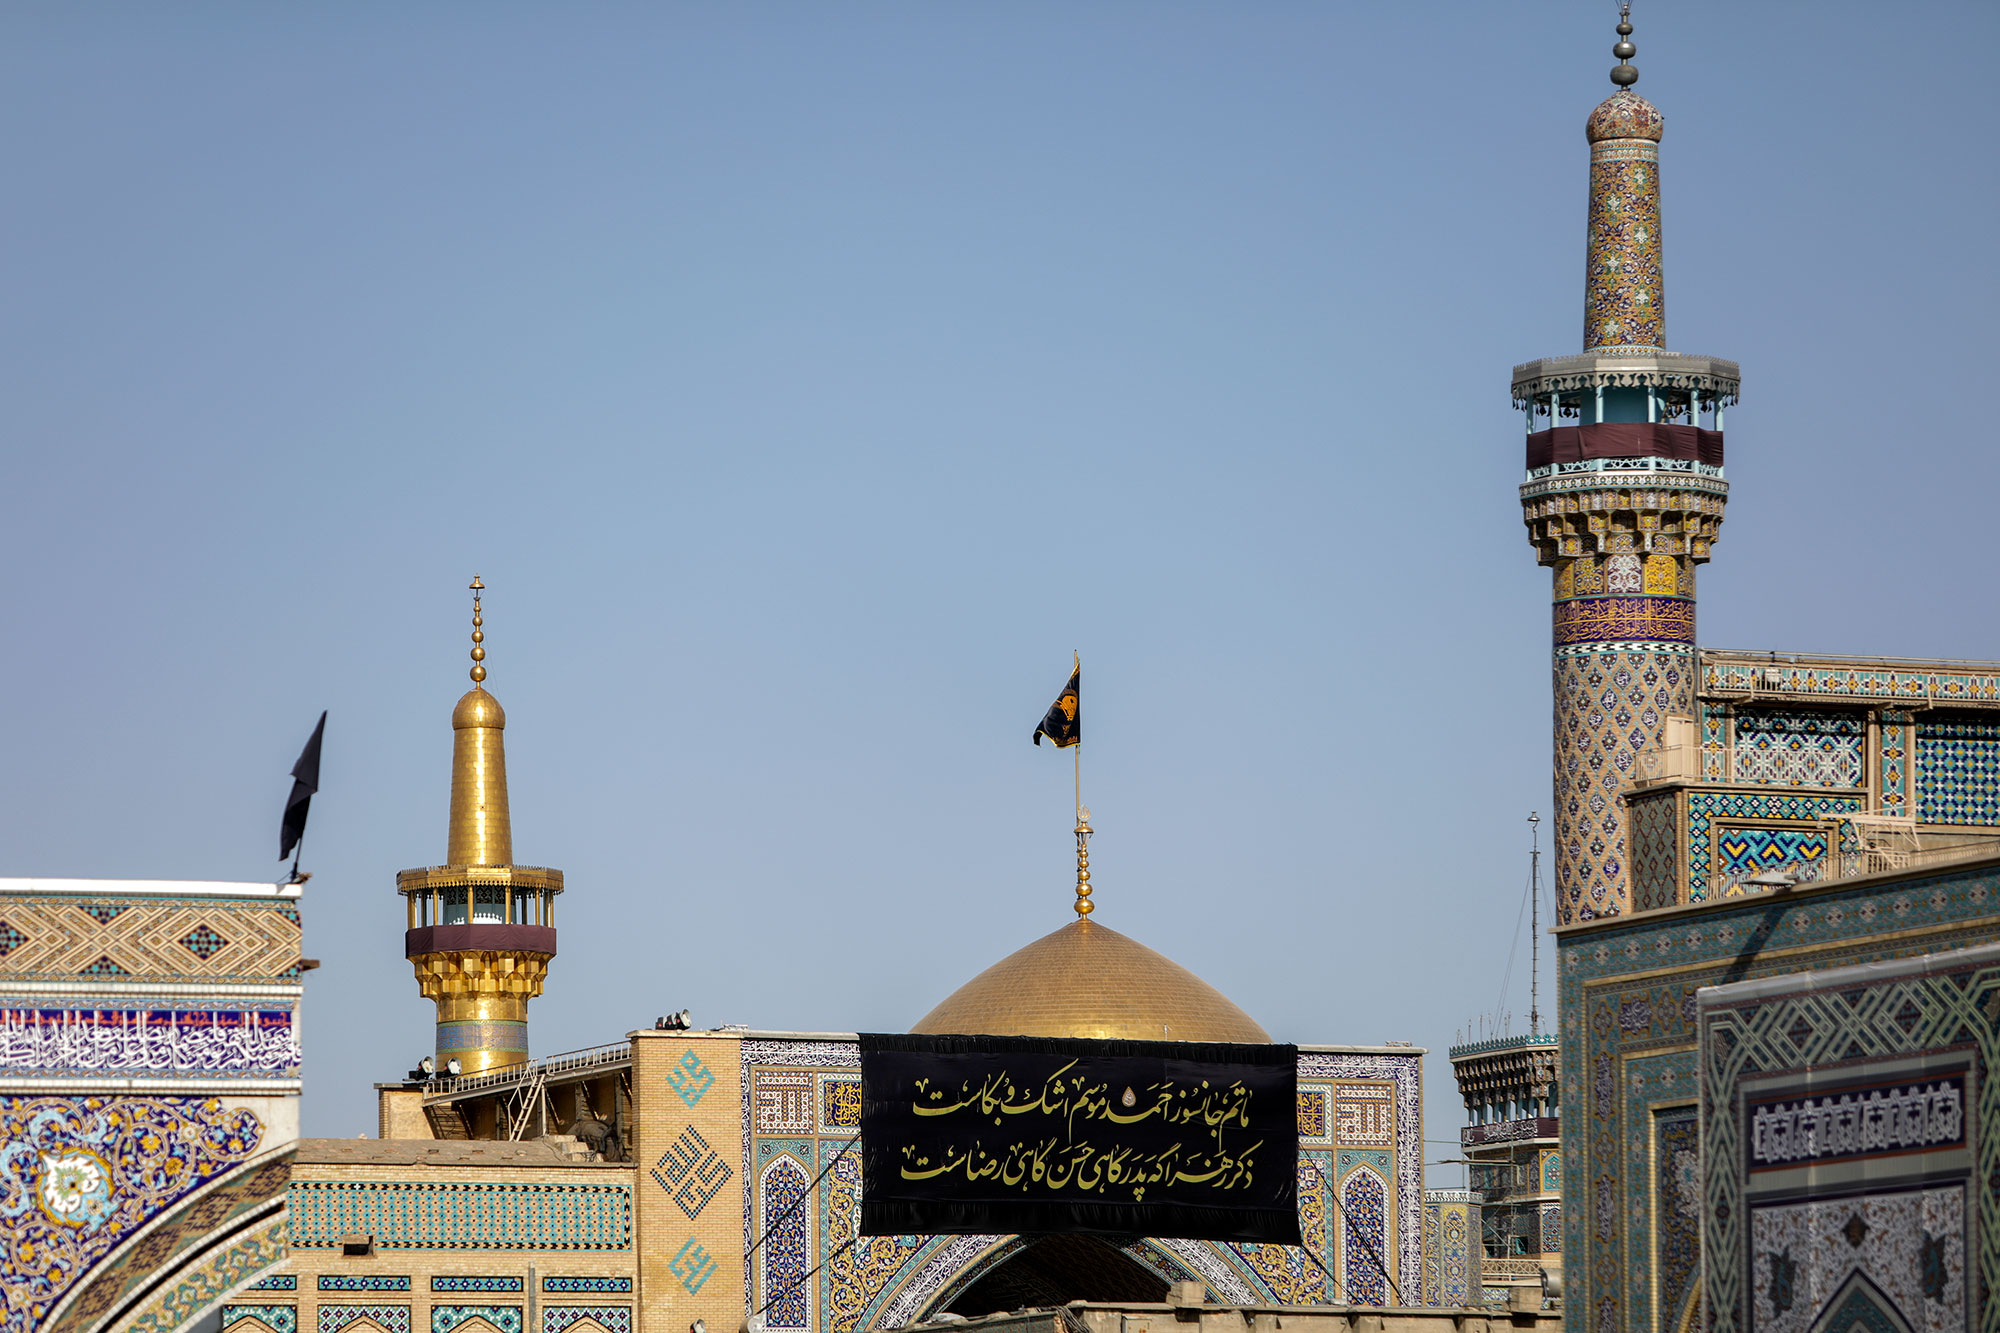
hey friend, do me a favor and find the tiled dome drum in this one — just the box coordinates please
[1586,89,1664,144]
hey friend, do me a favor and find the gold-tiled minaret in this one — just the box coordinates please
[396,577,563,1074]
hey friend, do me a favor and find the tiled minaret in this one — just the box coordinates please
[1515,9,1741,922]
[397,578,564,1073]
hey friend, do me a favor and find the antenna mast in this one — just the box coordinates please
[1528,811,1543,1036]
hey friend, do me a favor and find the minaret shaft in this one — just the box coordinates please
[449,698,513,866]
[1513,16,1739,923]
[398,579,562,1076]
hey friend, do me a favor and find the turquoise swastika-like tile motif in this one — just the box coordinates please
[288,1181,632,1251]
[669,1238,717,1294]
[666,1049,714,1106]
[1916,717,2000,826]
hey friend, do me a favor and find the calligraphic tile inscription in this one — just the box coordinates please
[653,1125,733,1219]
[753,1070,814,1135]
[1296,1088,1328,1141]
[669,1238,718,1295]
[667,1049,715,1107]
[819,1075,861,1132]
[1333,1083,1393,1146]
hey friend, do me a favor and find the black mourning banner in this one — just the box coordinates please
[859,1033,1299,1243]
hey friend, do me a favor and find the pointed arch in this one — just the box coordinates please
[1806,1271,1917,1333]
[759,1154,814,1330]
[1341,1166,1389,1305]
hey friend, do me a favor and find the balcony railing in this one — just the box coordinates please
[423,1040,631,1101]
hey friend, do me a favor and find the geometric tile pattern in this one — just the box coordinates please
[1552,647,1695,920]
[287,1181,633,1251]
[542,1311,632,1333]
[651,1126,732,1220]
[1880,711,1912,818]
[539,1278,630,1294]
[0,896,301,983]
[1713,826,1831,891]
[431,1279,524,1293]
[1731,709,1865,788]
[0,1095,265,1333]
[222,1309,299,1333]
[1702,659,2000,703]
[1629,792,1679,910]
[318,1308,411,1333]
[129,1213,287,1333]
[320,1276,412,1291]
[431,1307,521,1333]
[1916,716,2000,826]
[1698,948,2000,1333]
[179,926,231,960]
[1558,855,2000,1333]
[1684,791,1862,902]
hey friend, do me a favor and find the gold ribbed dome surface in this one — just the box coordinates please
[911,919,1271,1043]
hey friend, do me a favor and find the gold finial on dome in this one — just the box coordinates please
[1610,4,1638,88]
[1073,806,1094,918]
[468,575,488,684]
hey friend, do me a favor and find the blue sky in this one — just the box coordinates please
[4,3,1996,1154]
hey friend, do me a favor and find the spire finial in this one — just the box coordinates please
[1610,4,1639,87]
[1073,805,1094,918]
[469,575,487,684]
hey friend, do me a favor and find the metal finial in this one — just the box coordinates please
[1610,4,1639,87]
[468,575,487,684]
[1073,806,1094,918]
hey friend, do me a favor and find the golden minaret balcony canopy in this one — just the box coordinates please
[396,577,563,1075]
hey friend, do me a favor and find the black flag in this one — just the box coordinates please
[1032,666,1079,748]
[280,711,327,861]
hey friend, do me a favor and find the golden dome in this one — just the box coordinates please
[911,919,1271,1043]
[453,687,506,730]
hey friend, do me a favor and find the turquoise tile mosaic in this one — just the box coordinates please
[1557,854,2000,1333]
[287,1181,632,1251]
[1917,716,2000,826]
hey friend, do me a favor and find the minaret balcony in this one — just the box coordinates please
[404,921,557,959]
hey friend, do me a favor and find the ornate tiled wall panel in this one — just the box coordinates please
[1917,715,2000,826]
[0,1095,269,1333]
[1648,1107,1700,1333]
[1702,660,2000,703]
[1420,1194,1476,1307]
[1711,826,1831,892]
[1339,1169,1388,1305]
[1629,791,1680,911]
[542,1308,632,1333]
[1553,648,1696,921]
[1729,710,1865,788]
[1880,710,1912,818]
[222,1306,299,1333]
[1698,944,1998,1333]
[1557,856,2000,1333]
[430,1305,522,1333]
[287,1181,633,1251]
[739,1040,1425,1325]
[1683,791,1862,902]
[0,897,302,984]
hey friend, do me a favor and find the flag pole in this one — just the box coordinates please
[1072,651,1092,920]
